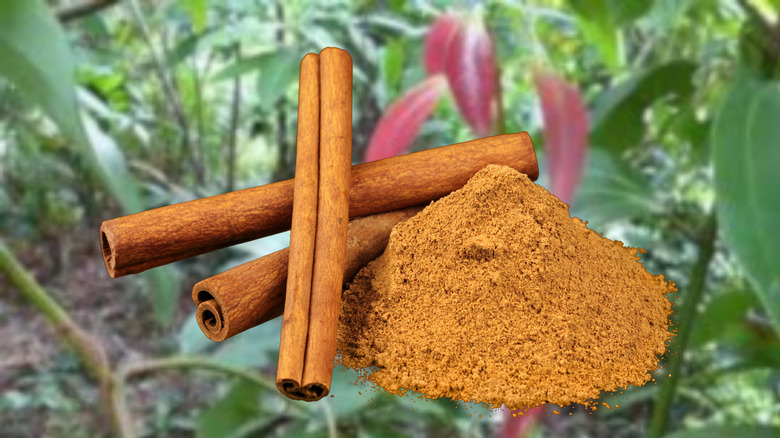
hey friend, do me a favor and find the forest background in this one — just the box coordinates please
[1,0,779,437]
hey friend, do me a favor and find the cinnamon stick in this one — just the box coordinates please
[192,207,423,342]
[276,53,320,400]
[300,47,352,401]
[101,133,538,278]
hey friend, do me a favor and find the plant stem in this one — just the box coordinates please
[226,43,241,193]
[117,355,304,432]
[0,244,103,375]
[121,355,279,393]
[0,244,136,438]
[647,213,717,438]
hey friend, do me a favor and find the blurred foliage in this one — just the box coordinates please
[1,0,779,437]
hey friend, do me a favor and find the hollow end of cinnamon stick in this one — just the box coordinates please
[99,224,117,279]
[194,290,229,342]
[277,379,319,401]
[303,383,329,401]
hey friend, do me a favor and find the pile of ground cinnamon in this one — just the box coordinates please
[337,164,675,410]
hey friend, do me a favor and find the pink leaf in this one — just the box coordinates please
[535,71,589,205]
[364,75,447,162]
[424,14,462,75]
[499,406,544,438]
[444,19,498,137]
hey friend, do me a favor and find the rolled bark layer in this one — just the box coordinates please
[101,132,537,278]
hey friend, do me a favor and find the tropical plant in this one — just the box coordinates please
[0,1,778,437]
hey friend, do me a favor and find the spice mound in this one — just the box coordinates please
[337,164,675,410]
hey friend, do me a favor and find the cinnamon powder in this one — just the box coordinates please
[337,165,675,410]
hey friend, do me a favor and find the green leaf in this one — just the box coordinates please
[713,75,780,334]
[577,17,622,70]
[669,107,709,156]
[571,148,655,230]
[663,427,780,438]
[197,382,265,438]
[212,49,280,81]
[0,0,142,214]
[382,39,405,94]
[0,186,9,213]
[362,424,410,438]
[568,0,653,26]
[82,114,142,213]
[213,52,268,81]
[0,0,81,142]
[691,288,761,346]
[597,385,658,416]
[324,366,376,415]
[179,314,214,354]
[179,314,282,366]
[180,0,208,33]
[212,317,282,368]
[255,49,300,111]
[687,285,779,368]
[212,48,299,110]
[645,0,696,32]
[143,265,181,324]
[167,32,207,66]
[591,60,697,151]
[567,0,653,69]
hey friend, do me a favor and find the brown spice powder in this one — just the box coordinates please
[337,165,675,409]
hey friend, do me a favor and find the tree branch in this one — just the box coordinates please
[57,0,120,22]
[0,243,136,438]
[0,244,106,378]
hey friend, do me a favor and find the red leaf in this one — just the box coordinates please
[424,14,462,75]
[364,75,447,162]
[499,406,544,438]
[535,71,589,205]
[444,19,498,137]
